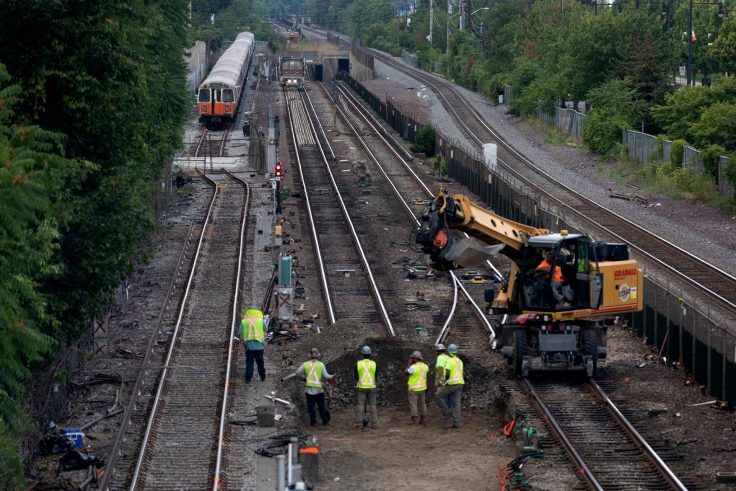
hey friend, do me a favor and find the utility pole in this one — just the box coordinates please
[446,0,452,54]
[460,0,465,30]
[429,0,433,45]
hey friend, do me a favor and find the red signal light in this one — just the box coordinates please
[275,162,283,177]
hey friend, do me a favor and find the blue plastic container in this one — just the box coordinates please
[62,427,84,449]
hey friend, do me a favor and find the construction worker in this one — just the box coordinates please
[434,344,451,408]
[537,249,572,308]
[241,308,266,383]
[283,348,335,426]
[355,345,378,428]
[405,351,428,424]
[435,343,464,428]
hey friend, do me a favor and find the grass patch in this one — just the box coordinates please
[605,157,736,212]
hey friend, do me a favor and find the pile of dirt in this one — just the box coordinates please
[282,333,506,413]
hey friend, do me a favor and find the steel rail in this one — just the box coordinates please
[212,170,250,491]
[284,91,337,325]
[194,131,207,158]
[373,53,736,317]
[218,128,230,157]
[97,222,196,491]
[330,82,497,341]
[436,275,460,345]
[522,379,605,491]
[129,171,248,489]
[129,172,220,489]
[297,88,396,336]
[302,87,336,161]
[589,380,689,491]
[334,81,505,282]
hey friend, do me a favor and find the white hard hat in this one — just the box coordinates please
[361,345,372,355]
[435,343,446,351]
[410,350,423,360]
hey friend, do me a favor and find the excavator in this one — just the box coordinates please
[417,188,643,376]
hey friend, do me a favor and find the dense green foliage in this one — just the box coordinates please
[582,80,643,155]
[0,0,192,484]
[652,77,736,157]
[412,123,436,156]
[193,0,277,51]
[262,0,736,191]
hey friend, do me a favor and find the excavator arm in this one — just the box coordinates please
[417,188,547,269]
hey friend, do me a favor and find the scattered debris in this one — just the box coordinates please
[56,450,104,475]
[692,400,718,407]
[608,192,648,205]
[264,394,292,406]
[116,348,143,359]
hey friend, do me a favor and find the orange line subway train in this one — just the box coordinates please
[197,31,254,126]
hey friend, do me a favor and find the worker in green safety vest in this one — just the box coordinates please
[405,350,428,424]
[241,308,266,383]
[435,343,464,428]
[355,345,378,429]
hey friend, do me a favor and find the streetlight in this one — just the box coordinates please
[469,6,490,35]
[687,0,725,85]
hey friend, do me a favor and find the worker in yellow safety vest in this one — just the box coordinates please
[241,308,266,383]
[435,343,464,428]
[282,348,335,426]
[405,351,428,424]
[355,345,378,429]
[435,344,452,408]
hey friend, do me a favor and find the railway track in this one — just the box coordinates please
[371,53,736,319]
[330,70,700,490]
[101,171,250,490]
[193,127,231,158]
[522,377,696,490]
[329,81,498,340]
[285,87,391,333]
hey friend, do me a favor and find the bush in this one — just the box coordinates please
[507,60,543,116]
[701,144,726,180]
[651,135,668,164]
[582,80,642,156]
[670,139,685,167]
[726,156,736,187]
[412,124,436,157]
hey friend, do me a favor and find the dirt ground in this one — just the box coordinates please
[310,407,516,490]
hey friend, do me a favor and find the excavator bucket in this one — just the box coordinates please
[441,238,504,268]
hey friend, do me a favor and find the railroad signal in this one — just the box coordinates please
[275,162,283,178]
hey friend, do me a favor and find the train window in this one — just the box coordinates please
[222,89,234,102]
[198,89,210,102]
[213,89,222,102]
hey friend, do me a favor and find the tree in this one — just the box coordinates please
[0,2,191,480]
[583,79,643,154]
[651,76,736,141]
[0,62,69,488]
[709,15,736,75]
[688,102,736,152]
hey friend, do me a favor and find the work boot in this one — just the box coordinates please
[452,423,461,429]
[362,418,369,428]
[419,416,426,425]
[410,416,418,425]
